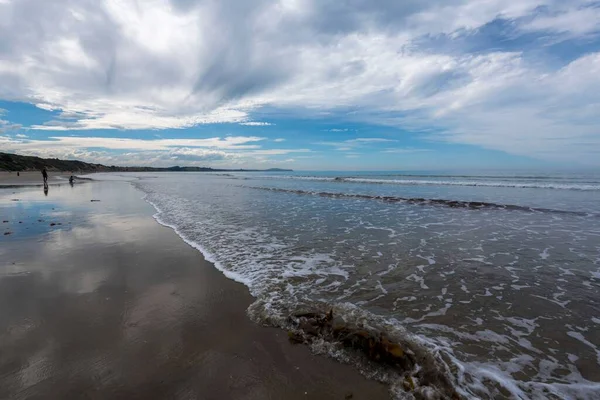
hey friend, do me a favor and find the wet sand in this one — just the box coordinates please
[0,181,389,399]
[0,171,71,186]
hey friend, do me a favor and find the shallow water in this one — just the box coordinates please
[91,170,600,399]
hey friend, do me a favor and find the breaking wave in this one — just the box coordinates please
[126,172,600,400]
[251,175,600,191]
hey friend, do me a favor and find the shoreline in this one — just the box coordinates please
[0,171,73,187]
[0,180,389,399]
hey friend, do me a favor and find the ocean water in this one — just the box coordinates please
[94,170,600,399]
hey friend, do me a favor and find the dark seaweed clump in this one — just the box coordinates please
[286,309,462,400]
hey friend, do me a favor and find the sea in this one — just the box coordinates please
[93,170,600,399]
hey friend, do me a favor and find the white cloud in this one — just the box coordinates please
[351,138,397,143]
[0,135,312,167]
[247,148,311,155]
[5,136,267,151]
[0,0,599,164]
[273,138,285,142]
[15,133,28,138]
[522,5,600,37]
[239,121,274,126]
[382,148,433,153]
[316,138,397,151]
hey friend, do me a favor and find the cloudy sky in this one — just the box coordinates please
[1,0,599,170]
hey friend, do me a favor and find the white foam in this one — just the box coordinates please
[126,173,600,400]
[142,195,254,287]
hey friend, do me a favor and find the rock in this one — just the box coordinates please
[4,232,12,235]
[344,392,353,399]
[50,223,56,226]
[90,199,101,202]
[2,220,8,223]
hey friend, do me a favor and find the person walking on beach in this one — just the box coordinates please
[42,168,48,183]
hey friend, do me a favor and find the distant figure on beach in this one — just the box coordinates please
[42,168,48,183]
[17,172,19,176]
[69,175,75,186]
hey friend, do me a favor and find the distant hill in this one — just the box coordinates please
[0,152,293,173]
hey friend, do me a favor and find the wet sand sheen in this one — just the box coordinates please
[0,181,388,399]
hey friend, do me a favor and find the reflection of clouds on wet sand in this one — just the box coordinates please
[1,181,221,395]
[1,180,389,400]
[0,182,171,395]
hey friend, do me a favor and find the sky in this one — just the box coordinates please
[1,0,599,170]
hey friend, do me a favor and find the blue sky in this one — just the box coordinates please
[1,0,599,170]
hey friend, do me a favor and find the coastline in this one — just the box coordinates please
[0,179,389,399]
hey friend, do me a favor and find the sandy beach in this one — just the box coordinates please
[0,171,72,187]
[0,179,388,399]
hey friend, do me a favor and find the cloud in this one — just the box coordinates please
[0,0,599,164]
[5,136,267,151]
[316,137,398,151]
[0,117,22,133]
[521,5,600,37]
[382,148,434,153]
[273,138,286,142]
[239,121,274,126]
[247,148,312,155]
[350,138,397,143]
[0,135,311,166]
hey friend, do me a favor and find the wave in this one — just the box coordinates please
[135,179,600,399]
[247,186,597,217]
[342,177,600,191]
[252,175,600,191]
[138,188,464,398]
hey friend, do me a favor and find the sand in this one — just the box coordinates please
[0,171,72,186]
[0,180,389,399]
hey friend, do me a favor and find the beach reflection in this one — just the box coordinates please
[0,181,199,397]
